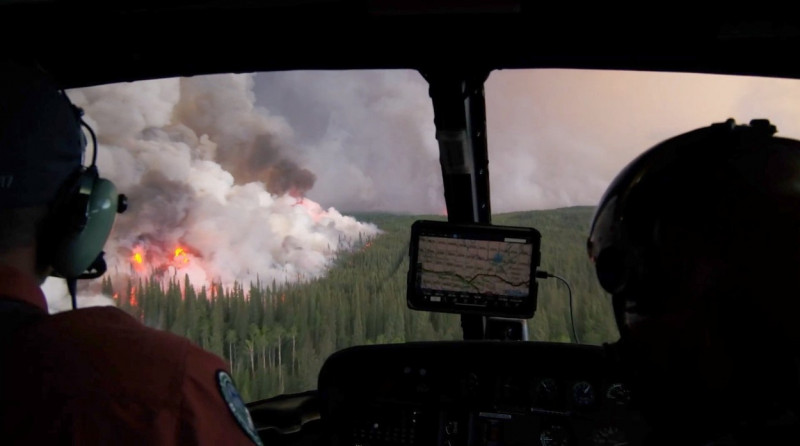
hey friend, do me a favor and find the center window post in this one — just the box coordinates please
[423,68,493,340]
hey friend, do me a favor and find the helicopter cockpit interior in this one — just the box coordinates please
[250,69,650,446]
[5,1,800,445]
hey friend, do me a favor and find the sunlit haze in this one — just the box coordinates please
[485,69,800,212]
[256,69,800,213]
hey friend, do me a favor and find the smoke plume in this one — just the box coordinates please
[253,70,444,213]
[57,73,378,305]
[173,76,317,196]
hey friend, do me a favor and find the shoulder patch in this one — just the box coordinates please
[216,370,264,446]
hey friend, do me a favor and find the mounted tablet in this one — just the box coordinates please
[407,220,541,318]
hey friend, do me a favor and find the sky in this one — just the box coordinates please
[254,68,800,214]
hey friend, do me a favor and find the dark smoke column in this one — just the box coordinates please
[174,75,316,197]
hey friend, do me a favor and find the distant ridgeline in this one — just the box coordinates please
[102,206,617,402]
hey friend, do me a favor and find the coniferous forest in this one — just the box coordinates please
[101,206,618,402]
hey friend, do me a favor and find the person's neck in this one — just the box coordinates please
[0,246,42,285]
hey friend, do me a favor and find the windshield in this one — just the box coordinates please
[39,68,800,402]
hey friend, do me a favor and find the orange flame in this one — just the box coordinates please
[130,247,146,273]
[173,246,190,265]
[129,286,138,307]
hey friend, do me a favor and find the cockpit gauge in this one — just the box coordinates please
[539,425,569,446]
[572,381,595,408]
[535,378,559,406]
[592,426,628,446]
[605,383,631,407]
[462,372,480,399]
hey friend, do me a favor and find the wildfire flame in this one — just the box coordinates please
[129,286,138,307]
[173,246,190,265]
[130,245,193,272]
[292,196,325,223]
[130,247,146,273]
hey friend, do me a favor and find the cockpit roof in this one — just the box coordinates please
[3,0,799,87]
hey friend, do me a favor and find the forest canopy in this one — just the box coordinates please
[104,206,617,402]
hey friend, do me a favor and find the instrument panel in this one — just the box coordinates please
[318,341,648,446]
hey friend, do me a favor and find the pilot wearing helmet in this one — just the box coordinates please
[0,62,263,445]
[588,119,800,445]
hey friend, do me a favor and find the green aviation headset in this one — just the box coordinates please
[46,98,127,308]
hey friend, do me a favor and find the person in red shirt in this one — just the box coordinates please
[0,62,263,445]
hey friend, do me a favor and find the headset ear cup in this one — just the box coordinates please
[51,176,119,278]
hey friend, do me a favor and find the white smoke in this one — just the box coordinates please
[42,277,116,314]
[51,73,378,306]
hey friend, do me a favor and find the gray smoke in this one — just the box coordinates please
[54,73,378,303]
[173,76,317,196]
[255,69,800,213]
[254,70,445,213]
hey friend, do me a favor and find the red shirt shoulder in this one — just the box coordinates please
[2,306,260,445]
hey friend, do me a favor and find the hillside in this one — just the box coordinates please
[105,206,618,401]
